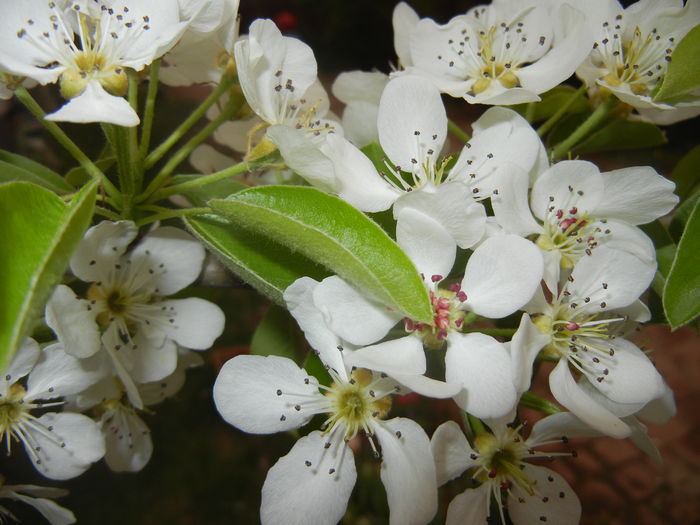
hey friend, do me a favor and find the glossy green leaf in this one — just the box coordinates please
[640,220,676,296]
[654,25,700,103]
[170,174,248,207]
[184,214,328,306]
[0,181,97,370]
[209,186,433,322]
[573,119,667,154]
[519,391,562,415]
[670,190,700,242]
[663,197,700,329]
[0,150,73,194]
[513,85,589,123]
[670,145,700,200]
[250,305,304,362]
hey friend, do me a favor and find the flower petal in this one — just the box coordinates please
[343,336,425,376]
[27,343,106,399]
[128,333,178,384]
[260,431,356,525]
[530,161,603,222]
[1,338,40,392]
[46,83,139,127]
[159,297,225,350]
[430,420,476,487]
[2,489,76,525]
[213,354,320,434]
[507,465,581,525]
[395,207,456,280]
[445,484,491,525]
[509,313,551,395]
[375,417,437,525]
[101,406,153,473]
[70,221,137,282]
[44,285,101,359]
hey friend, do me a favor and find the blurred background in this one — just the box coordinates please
[1,1,699,524]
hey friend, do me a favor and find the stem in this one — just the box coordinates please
[14,86,120,201]
[537,84,587,137]
[103,124,142,218]
[144,73,237,169]
[519,392,562,415]
[147,154,274,202]
[524,101,537,123]
[141,97,243,200]
[94,206,122,221]
[550,96,616,161]
[462,327,516,338]
[140,60,160,157]
[134,207,211,227]
[448,119,471,143]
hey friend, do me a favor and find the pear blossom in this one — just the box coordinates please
[213,349,438,525]
[406,0,593,104]
[0,339,105,480]
[0,475,75,525]
[492,159,678,291]
[431,415,584,525]
[0,0,191,125]
[520,247,666,438]
[45,221,225,410]
[161,0,240,86]
[577,0,700,124]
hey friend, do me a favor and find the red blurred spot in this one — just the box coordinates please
[396,392,420,405]
[274,10,298,33]
[211,346,250,371]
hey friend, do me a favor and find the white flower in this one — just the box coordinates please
[331,70,388,147]
[431,415,584,525]
[406,0,592,104]
[493,159,678,291]
[213,349,438,525]
[577,0,700,124]
[45,221,225,409]
[0,0,190,125]
[161,0,240,86]
[0,339,105,480]
[0,475,75,525]
[520,247,666,438]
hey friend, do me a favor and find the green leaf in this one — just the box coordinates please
[360,142,391,174]
[170,174,248,207]
[184,214,329,306]
[640,220,676,296]
[513,85,589,123]
[654,25,700,103]
[209,186,433,322]
[663,197,700,329]
[250,305,304,362]
[0,150,73,194]
[670,145,700,200]
[0,181,97,370]
[573,119,667,154]
[670,190,700,241]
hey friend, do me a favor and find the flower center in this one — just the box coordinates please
[405,284,467,348]
[470,26,523,95]
[0,384,30,446]
[473,429,533,493]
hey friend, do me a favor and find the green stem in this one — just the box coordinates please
[550,96,616,161]
[462,327,516,338]
[461,312,479,326]
[519,392,562,415]
[146,154,274,202]
[524,101,537,123]
[448,119,471,143]
[537,84,587,137]
[141,98,243,200]
[144,73,237,169]
[94,206,122,221]
[103,124,142,218]
[140,60,161,158]
[134,207,211,227]
[14,86,120,201]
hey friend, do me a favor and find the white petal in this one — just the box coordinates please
[391,373,462,399]
[395,207,455,280]
[637,383,676,425]
[332,70,388,105]
[509,313,550,395]
[339,100,381,147]
[430,420,476,486]
[27,343,106,399]
[530,161,603,222]
[461,235,543,318]
[69,221,137,282]
[375,418,437,525]
[140,349,201,406]
[130,226,206,295]
[445,332,517,419]
[284,277,346,380]
[378,75,447,170]
[312,276,400,346]
[159,297,225,350]
[527,413,601,447]
[490,163,542,237]
[549,359,630,438]
[101,406,153,472]
[594,166,679,224]
[392,2,420,67]
[101,324,143,410]
[445,484,491,525]
[260,431,356,525]
[1,338,40,393]
[213,354,320,434]
[343,336,425,376]
[626,416,662,465]
[508,465,581,525]
[601,219,656,265]
[44,285,101,359]
[28,413,105,480]
[394,182,487,249]
[2,490,76,525]
[46,83,139,127]
[128,333,178,384]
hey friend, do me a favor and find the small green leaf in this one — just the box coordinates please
[663,197,700,329]
[0,181,97,370]
[670,145,700,200]
[250,305,304,362]
[513,85,589,123]
[573,119,667,154]
[170,174,248,207]
[519,392,562,415]
[210,186,433,322]
[654,25,700,103]
[184,214,328,306]
[0,150,73,194]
